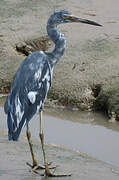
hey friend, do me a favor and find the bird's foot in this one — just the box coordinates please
[43,163,71,177]
[26,162,57,172]
[26,162,45,170]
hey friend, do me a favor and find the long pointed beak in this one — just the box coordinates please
[63,14,102,26]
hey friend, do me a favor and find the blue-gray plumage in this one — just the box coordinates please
[4,51,52,140]
[4,10,101,176]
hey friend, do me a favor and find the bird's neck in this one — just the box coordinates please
[47,24,66,66]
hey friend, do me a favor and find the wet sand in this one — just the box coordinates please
[1,133,119,180]
[1,96,119,179]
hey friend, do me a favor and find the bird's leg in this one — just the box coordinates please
[39,110,51,175]
[26,123,45,171]
[39,111,71,177]
[26,123,38,167]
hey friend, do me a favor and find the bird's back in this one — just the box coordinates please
[4,51,52,140]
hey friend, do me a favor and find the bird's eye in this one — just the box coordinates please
[62,14,68,20]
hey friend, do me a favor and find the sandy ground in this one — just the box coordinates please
[1,132,119,180]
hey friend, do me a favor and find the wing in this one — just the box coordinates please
[4,51,52,140]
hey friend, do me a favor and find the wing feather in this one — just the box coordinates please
[4,51,52,140]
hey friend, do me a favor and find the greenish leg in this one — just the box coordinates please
[26,123,45,171]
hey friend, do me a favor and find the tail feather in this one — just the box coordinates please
[7,112,26,141]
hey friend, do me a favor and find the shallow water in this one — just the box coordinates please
[1,96,119,167]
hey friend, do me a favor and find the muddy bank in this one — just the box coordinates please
[1,0,119,118]
[0,133,119,180]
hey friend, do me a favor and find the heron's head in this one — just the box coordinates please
[48,10,102,27]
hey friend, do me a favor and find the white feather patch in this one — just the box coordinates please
[15,95,24,128]
[28,91,37,104]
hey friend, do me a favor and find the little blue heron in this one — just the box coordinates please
[4,10,101,177]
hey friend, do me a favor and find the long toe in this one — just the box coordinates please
[46,171,72,177]
[26,161,57,173]
[45,164,71,177]
[32,164,45,171]
[26,162,45,170]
